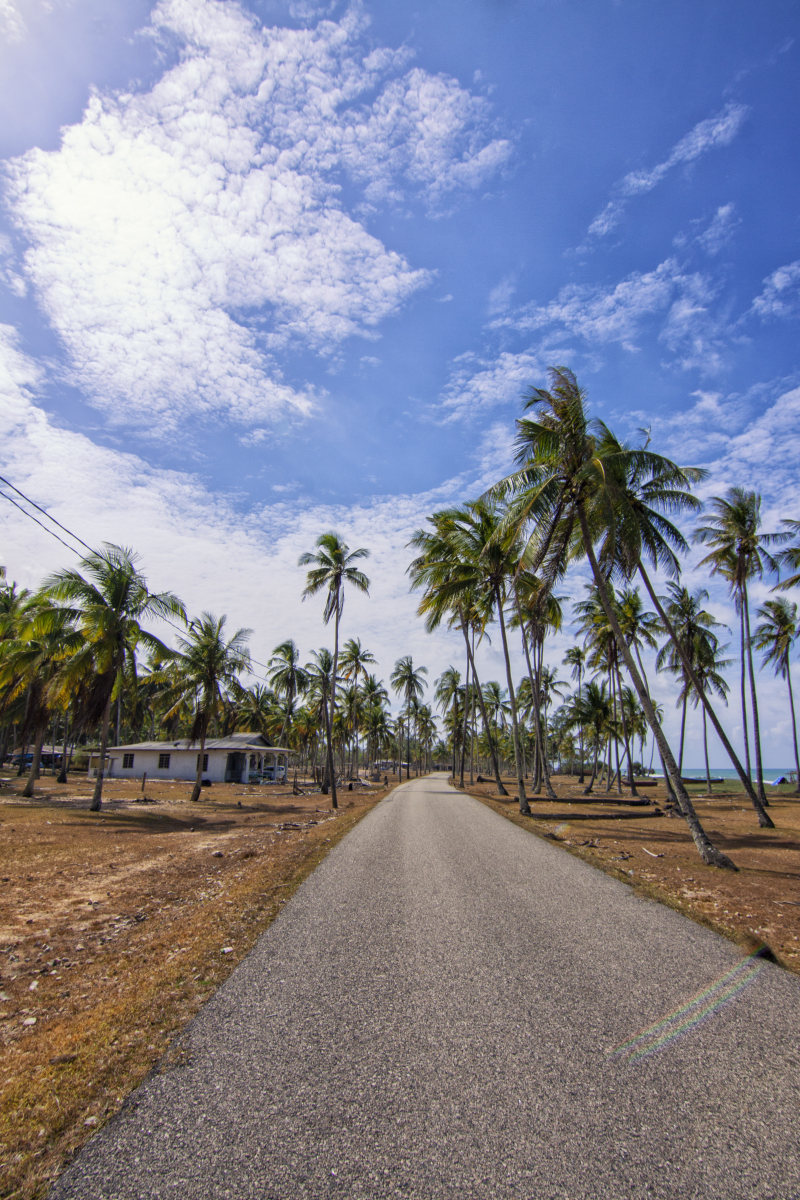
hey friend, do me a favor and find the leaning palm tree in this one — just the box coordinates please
[491,367,734,866]
[694,489,781,808]
[44,544,186,811]
[754,597,800,791]
[299,533,370,807]
[165,613,252,802]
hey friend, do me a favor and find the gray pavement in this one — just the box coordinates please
[50,774,800,1199]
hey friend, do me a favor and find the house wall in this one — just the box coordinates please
[107,750,227,783]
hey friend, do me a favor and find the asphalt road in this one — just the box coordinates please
[50,774,800,1200]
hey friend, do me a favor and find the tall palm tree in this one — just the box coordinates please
[655,585,726,775]
[44,544,185,811]
[267,640,308,743]
[563,645,587,780]
[754,597,800,791]
[695,488,781,807]
[445,499,530,812]
[390,655,428,778]
[165,613,251,802]
[492,367,734,866]
[678,636,731,794]
[299,533,370,807]
[305,647,337,803]
[340,637,376,777]
[434,665,463,781]
[408,514,508,796]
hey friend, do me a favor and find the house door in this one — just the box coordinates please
[225,752,245,783]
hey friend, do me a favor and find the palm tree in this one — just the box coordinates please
[775,519,800,591]
[44,544,185,810]
[299,533,370,807]
[492,367,734,866]
[563,645,587,780]
[390,655,428,778]
[754,597,800,791]
[166,613,251,802]
[569,680,611,794]
[0,600,82,797]
[408,514,508,796]
[267,640,308,743]
[695,488,781,808]
[305,648,337,802]
[340,637,376,777]
[434,665,463,781]
[679,636,731,794]
[655,585,726,775]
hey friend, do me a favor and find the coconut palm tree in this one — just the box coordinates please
[491,367,734,866]
[678,636,731,794]
[408,514,509,796]
[754,597,800,791]
[340,637,376,777]
[299,533,370,807]
[434,665,463,781]
[694,489,782,808]
[267,639,308,744]
[165,613,252,802]
[0,600,82,796]
[775,519,800,591]
[44,544,186,811]
[563,645,587,780]
[390,656,428,778]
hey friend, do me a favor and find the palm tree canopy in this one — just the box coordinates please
[754,597,798,679]
[167,613,252,741]
[694,488,781,593]
[299,532,370,624]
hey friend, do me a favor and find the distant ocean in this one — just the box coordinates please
[677,768,795,783]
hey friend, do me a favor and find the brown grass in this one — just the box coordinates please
[463,773,800,972]
[0,770,397,1200]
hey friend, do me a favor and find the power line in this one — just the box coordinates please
[0,473,96,556]
[0,472,277,677]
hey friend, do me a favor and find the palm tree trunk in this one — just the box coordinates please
[578,507,735,868]
[615,661,638,796]
[678,690,688,775]
[91,690,114,811]
[742,583,768,806]
[493,583,529,815]
[638,564,773,827]
[703,707,712,793]
[190,720,208,803]
[22,724,46,798]
[786,658,800,795]
[459,615,507,795]
[514,594,555,798]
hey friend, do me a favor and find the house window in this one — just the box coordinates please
[196,753,208,770]
[158,753,171,769]
[122,753,135,770]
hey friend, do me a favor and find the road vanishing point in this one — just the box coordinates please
[50,774,800,1200]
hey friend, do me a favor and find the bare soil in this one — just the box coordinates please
[464,774,800,974]
[0,769,397,1200]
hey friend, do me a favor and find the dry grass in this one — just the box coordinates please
[463,773,800,973]
[0,770,397,1200]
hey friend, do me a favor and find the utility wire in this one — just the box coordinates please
[0,472,277,677]
[0,473,96,556]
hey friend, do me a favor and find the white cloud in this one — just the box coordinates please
[4,0,507,433]
[439,349,544,422]
[0,324,503,703]
[587,102,748,240]
[751,260,800,320]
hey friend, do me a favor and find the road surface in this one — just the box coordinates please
[50,774,800,1199]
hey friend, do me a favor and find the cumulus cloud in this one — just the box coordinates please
[0,323,504,698]
[4,0,508,432]
[587,102,748,241]
[751,260,800,320]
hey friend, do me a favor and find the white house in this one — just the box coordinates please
[95,732,291,785]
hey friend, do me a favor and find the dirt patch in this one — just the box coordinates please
[463,774,800,974]
[0,770,398,1200]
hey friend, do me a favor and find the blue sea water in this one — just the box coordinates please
[679,767,795,783]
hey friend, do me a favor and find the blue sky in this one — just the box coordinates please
[1,0,799,766]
